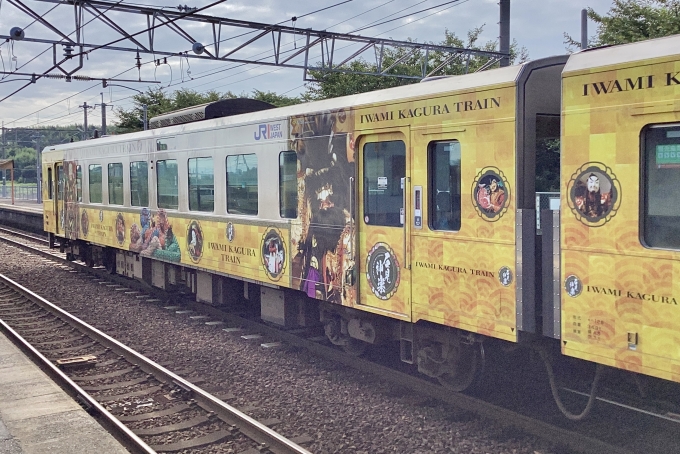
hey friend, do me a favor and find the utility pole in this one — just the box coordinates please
[499,0,510,67]
[100,93,107,136]
[581,9,588,50]
[80,102,94,140]
[1,122,5,199]
[143,104,148,131]
[33,133,42,204]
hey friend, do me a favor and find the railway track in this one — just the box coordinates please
[0,226,634,454]
[0,270,311,453]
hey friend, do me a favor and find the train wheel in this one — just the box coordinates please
[436,341,484,392]
[324,318,368,357]
[342,338,368,356]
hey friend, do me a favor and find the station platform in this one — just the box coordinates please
[0,199,42,215]
[0,329,129,454]
[0,199,44,235]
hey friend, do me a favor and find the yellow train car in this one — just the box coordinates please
[561,35,680,383]
[40,33,680,405]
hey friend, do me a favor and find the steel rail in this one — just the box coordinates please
[0,269,312,454]
[0,290,155,454]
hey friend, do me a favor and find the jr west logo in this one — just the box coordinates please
[254,123,283,140]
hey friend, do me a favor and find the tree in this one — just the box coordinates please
[566,0,680,49]
[115,88,302,133]
[303,26,529,100]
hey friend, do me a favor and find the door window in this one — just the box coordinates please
[642,124,680,249]
[47,168,53,200]
[429,141,461,231]
[363,141,405,227]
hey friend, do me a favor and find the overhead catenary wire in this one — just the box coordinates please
[0,0,227,103]
[351,0,467,33]
[3,0,359,125]
[6,0,475,127]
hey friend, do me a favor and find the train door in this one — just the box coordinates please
[55,162,64,235]
[357,130,411,319]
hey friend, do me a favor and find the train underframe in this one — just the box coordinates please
[54,235,489,392]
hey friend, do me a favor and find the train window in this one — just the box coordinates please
[130,161,148,207]
[429,141,461,231]
[108,163,124,205]
[363,141,406,227]
[642,124,680,249]
[188,157,214,212]
[279,151,297,218]
[226,154,258,215]
[76,165,82,202]
[56,165,64,200]
[156,159,179,210]
[89,164,102,203]
[47,168,53,200]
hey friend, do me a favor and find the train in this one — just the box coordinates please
[42,34,680,419]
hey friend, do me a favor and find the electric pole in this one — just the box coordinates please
[32,133,43,204]
[499,0,510,67]
[80,102,94,140]
[100,93,107,136]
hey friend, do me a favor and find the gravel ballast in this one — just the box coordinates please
[0,242,556,454]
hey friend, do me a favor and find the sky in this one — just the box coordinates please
[0,0,616,132]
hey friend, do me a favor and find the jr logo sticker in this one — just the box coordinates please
[254,123,283,140]
[566,162,621,227]
[472,167,510,221]
[366,242,400,300]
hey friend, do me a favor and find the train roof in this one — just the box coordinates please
[563,33,680,74]
[44,57,553,154]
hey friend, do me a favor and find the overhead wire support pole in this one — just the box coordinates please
[499,0,510,67]
[80,102,94,140]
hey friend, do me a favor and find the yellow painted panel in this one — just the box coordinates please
[561,54,680,383]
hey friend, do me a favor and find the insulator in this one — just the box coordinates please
[9,27,25,41]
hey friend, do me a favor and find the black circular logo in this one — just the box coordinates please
[262,227,286,281]
[366,243,400,300]
[187,220,203,263]
[567,162,621,227]
[565,275,583,298]
[499,266,513,287]
[472,167,510,221]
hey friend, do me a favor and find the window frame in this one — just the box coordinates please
[76,165,82,202]
[640,123,680,250]
[188,156,215,212]
[88,164,103,204]
[279,151,297,219]
[47,167,53,200]
[428,140,462,232]
[108,162,124,205]
[363,140,406,227]
[226,153,259,216]
[129,161,149,207]
[156,159,179,210]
